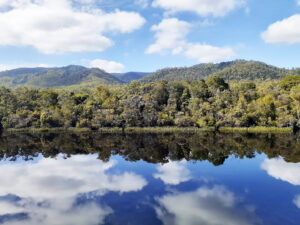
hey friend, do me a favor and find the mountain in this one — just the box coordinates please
[0,60,299,88]
[140,60,300,83]
[0,65,124,88]
[211,60,293,81]
[112,72,151,83]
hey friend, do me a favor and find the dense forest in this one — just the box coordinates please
[140,60,300,83]
[0,74,299,130]
[0,65,125,88]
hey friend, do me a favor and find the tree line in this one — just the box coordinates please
[0,132,299,165]
[0,75,300,130]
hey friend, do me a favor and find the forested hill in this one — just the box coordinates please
[141,60,300,83]
[0,65,124,88]
[0,60,299,88]
[112,72,151,83]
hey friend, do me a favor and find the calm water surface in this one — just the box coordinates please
[0,132,299,225]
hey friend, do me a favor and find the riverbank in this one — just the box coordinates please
[5,126,294,134]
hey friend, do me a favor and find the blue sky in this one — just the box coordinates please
[0,0,299,73]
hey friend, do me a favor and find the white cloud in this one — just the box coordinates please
[153,160,191,185]
[0,0,10,8]
[261,158,300,186]
[0,201,25,214]
[0,154,147,225]
[155,186,260,225]
[0,0,145,54]
[90,59,125,73]
[152,0,245,17]
[135,0,148,8]
[297,0,300,5]
[0,64,11,71]
[37,63,50,67]
[261,14,300,45]
[293,195,300,209]
[0,63,52,72]
[146,18,236,63]
[75,0,95,4]
[185,43,236,63]
[146,18,190,55]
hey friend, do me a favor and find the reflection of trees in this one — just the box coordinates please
[0,132,299,165]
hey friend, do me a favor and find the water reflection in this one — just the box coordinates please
[0,132,298,224]
[0,154,147,225]
[153,160,191,185]
[261,158,300,217]
[0,132,299,165]
[261,158,300,186]
[155,186,261,225]
[293,195,300,209]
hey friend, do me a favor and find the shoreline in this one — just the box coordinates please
[4,126,294,134]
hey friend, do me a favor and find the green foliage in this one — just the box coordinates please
[141,61,234,82]
[0,60,299,89]
[212,60,289,80]
[0,75,300,130]
[153,81,169,107]
[0,132,299,166]
[219,127,292,133]
[206,75,229,91]
[141,60,294,83]
[0,65,124,88]
[279,75,300,90]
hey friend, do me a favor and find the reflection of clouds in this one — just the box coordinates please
[0,154,147,225]
[0,199,112,225]
[261,158,300,186]
[155,186,261,225]
[293,195,300,209]
[261,158,300,213]
[153,160,191,185]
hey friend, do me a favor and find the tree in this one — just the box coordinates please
[206,75,229,91]
[279,75,300,90]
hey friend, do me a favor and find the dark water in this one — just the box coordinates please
[0,132,299,225]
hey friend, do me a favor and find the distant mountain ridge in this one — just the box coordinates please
[140,60,300,83]
[0,65,124,88]
[0,60,299,88]
[112,72,151,83]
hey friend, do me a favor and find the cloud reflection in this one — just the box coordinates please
[153,160,191,185]
[261,158,300,212]
[155,186,261,225]
[293,195,300,209]
[0,154,147,225]
[261,158,300,186]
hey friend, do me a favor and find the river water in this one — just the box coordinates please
[0,132,299,225]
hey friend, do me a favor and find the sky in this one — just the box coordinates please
[0,0,299,73]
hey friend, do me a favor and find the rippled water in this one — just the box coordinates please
[0,132,299,225]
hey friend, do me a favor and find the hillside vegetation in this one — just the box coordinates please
[141,60,300,83]
[0,65,124,88]
[0,75,299,131]
[0,60,299,88]
[113,72,151,83]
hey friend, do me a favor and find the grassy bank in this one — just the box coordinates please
[5,126,294,134]
[219,126,292,133]
[6,127,91,133]
[98,127,215,134]
[5,127,214,134]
